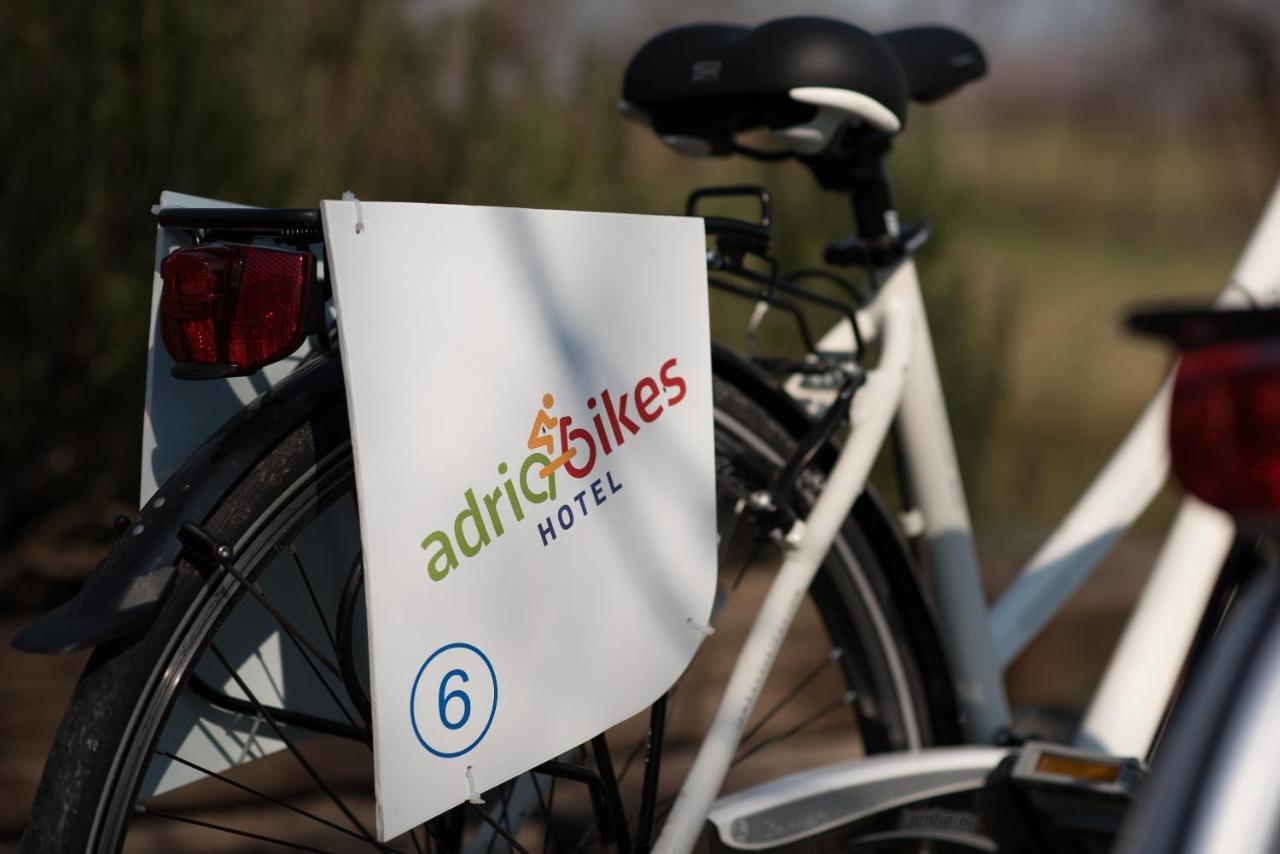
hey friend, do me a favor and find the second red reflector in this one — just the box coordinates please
[1171,339,1280,520]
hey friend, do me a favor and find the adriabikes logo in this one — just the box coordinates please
[420,357,687,582]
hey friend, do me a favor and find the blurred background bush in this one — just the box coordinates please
[1,0,1276,773]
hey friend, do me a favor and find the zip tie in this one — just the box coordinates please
[1224,277,1259,307]
[687,617,716,638]
[341,190,365,234]
[465,765,484,804]
[783,519,807,548]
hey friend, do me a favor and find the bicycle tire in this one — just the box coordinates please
[22,352,942,852]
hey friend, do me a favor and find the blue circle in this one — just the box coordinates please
[409,643,498,758]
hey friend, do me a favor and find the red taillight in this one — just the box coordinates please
[159,244,313,375]
[1170,340,1280,518]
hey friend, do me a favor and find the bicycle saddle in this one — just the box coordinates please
[621,17,985,156]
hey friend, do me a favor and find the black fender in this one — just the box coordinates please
[712,343,962,744]
[11,352,348,655]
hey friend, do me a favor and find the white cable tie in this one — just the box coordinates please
[783,519,807,548]
[341,190,365,234]
[1224,277,1259,307]
[465,765,484,804]
[687,617,716,638]
[899,508,926,538]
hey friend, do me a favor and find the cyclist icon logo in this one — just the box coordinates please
[527,393,576,479]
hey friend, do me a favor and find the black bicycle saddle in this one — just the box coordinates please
[621,17,985,156]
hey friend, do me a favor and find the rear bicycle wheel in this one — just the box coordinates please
[22,353,942,852]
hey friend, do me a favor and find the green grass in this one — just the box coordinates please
[4,1,1273,564]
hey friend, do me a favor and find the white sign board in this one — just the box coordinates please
[321,201,717,840]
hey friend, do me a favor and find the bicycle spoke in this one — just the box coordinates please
[420,817,453,854]
[528,772,551,816]
[645,796,678,844]
[711,482,772,602]
[639,690,860,837]
[734,690,857,767]
[594,699,673,852]
[152,750,390,850]
[618,686,678,789]
[337,552,375,728]
[530,772,565,854]
[717,494,751,566]
[210,644,378,844]
[727,535,768,596]
[204,554,373,747]
[615,686,683,841]
[218,558,346,681]
[482,781,514,854]
[615,737,648,789]
[633,694,667,854]
[406,825,427,854]
[591,734,632,854]
[740,647,844,745]
[187,673,365,741]
[134,803,330,853]
[263,602,373,748]
[468,802,533,854]
[291,543,340,655]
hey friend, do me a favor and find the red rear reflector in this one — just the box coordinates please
[1170,340,1280,518]
[159,244,313,375]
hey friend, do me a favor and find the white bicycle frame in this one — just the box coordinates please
[654,178,1280,853]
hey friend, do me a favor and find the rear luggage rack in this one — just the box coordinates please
[155,207,323,244]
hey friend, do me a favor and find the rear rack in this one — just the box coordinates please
[155,207,323,243]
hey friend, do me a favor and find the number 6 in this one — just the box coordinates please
[438,668,471,730]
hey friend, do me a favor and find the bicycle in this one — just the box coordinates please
[13,14,1280,854]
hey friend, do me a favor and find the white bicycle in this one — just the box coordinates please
[15,16,1280,854]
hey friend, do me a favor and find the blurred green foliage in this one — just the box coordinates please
[0,2,969,551]
[1,0,1273,590]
